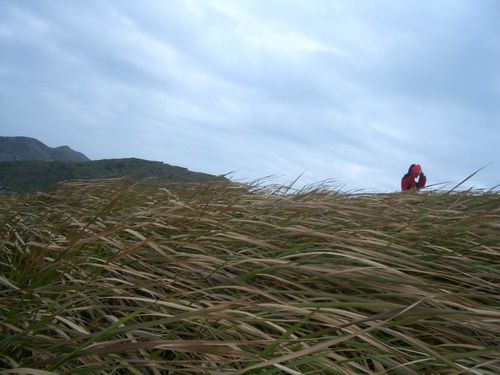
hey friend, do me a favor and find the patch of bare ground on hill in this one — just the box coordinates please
[1,178,499,374]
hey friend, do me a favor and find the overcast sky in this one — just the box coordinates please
[1,0,499,191]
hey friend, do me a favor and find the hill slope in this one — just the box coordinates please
[0,179,499,374]
[0,158,226,193]
[0,136,90,162]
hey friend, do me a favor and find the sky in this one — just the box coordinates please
[1,0,499,192]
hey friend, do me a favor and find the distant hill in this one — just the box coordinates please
[0,158,227,194]
[0,136,90,162]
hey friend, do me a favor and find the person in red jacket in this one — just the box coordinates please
[401,164,426,191]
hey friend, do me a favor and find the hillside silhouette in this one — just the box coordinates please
[0,158,226,193]
[0,136,90,162]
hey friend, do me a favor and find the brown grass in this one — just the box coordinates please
[0,178,499,374]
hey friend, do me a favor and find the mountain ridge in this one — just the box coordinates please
[0,136,90,162]
[0,158,227,194]
[0,137,226,193]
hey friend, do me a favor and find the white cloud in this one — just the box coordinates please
[208,1,344,58]
[0,0,498,191]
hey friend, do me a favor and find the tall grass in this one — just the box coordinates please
[0,178,499,374]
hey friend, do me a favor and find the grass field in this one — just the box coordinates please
[1,178,499,374]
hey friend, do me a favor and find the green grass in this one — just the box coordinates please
[0,178,499,374]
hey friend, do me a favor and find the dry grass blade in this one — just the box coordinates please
[0,369,60,375]
[448,163,492,193]
[0,178,498,374]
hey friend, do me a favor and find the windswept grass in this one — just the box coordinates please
[0,178,499,374]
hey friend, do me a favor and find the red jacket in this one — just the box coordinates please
[401,164,426,191]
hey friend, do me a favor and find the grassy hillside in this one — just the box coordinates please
[0,158,226,193]
[0,179,499,374]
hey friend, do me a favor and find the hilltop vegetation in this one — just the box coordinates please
[0,158,226,193]
[0,179,499,374]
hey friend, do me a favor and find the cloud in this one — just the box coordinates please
[0,0,498,191]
